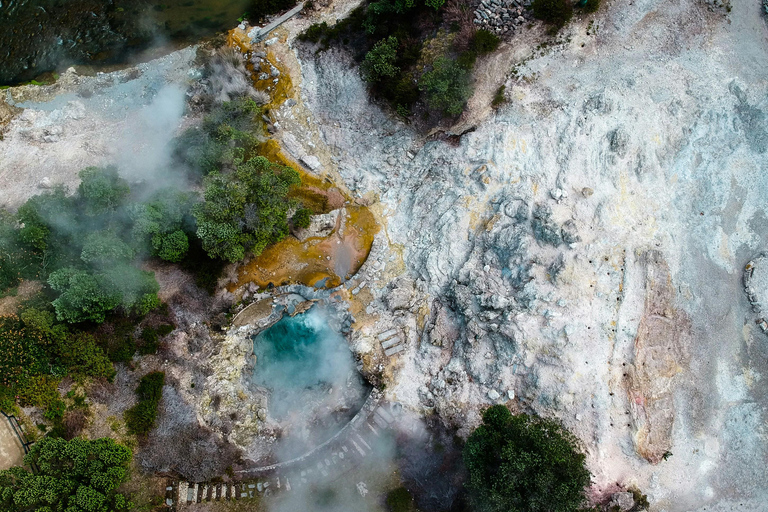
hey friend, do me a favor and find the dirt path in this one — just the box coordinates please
[0,416,25,470]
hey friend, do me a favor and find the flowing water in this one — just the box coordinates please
[0,0,253,84]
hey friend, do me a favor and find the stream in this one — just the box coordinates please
[0,0,253,85]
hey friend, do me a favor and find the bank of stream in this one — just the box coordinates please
[0,0,255,85]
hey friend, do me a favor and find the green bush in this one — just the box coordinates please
[492,84,506,107]
[0,436,133,512]
[457,50,478,70]
[138,327,160,355]
[44,398,66,421]
[298,21,329,43]
[463,405,591,512]
[181,239,227,294]
[77,166,130,217]
[473,29,500,54]
[292,207,313,229]
[152,230,189,262]
[156,324,175,337]
[361,36,400,82]
[531,0,573,29]
[0,313,115,411]
[0,210,39,291]
[48,268,120,324]
[193,156,301,262]
[419,56,471,116]
[582,0,599,12]
[136,372,165,402]
[173,98,262,179]
[386,487,415,512]
[124,371,165,436]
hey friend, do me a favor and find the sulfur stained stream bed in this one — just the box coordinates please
[233,204,378,290]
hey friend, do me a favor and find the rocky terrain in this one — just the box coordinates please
[1,0,768,510]
[287,0,768,509]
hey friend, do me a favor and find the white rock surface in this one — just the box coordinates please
[296,0,768,510]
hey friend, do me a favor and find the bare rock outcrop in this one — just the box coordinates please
[626,251,691,464]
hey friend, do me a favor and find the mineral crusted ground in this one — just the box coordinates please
[1,0,768,509]
[288,0,768,509]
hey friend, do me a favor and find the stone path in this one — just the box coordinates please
[167,399,404,510]
[0,414,25,470]
[378,328,405,358]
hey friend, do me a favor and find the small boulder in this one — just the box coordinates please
[609,492,635,512]
[301,155,322,172]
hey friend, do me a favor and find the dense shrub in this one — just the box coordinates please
[492,84,506,107]
[125,371,165,436]
[129,189,196,262]
[173,97,263,179]
[180,239,228,294]
[0,436,133,512]
[387,487,416,512]
[298,0,460,117]
[298,21,329,43]
[193,156,301,262]
[292,207,313,229]
[78,166,130,217]
[361,36,401,82]
[464,405,591,512]
[0,210,38,291]
[136,324,171,355]
[12,167,167,324]
[531,0,573,29]
[0,313,114,412]
[582,0,599,12]
[419,56,471,115]
[138,327,160,355]
[473,29,500,54]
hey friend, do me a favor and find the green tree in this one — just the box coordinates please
[48,268,120,324]
[80,231,135,266]
[77,167,130,217]
[419,57,471,116]
[0,209,39,291]
[193,156,301,262]
[361,36,400,82]
[127,190,196,262]
[174,98,262,178]
[101,264,160,316]
[463,405,591,512]
[0,437,133,512]
[152,230,189,262]
[16,187,79,269]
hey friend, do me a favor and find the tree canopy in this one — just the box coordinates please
[463,405,591,512]
[193,156,301,262]
[0,436,133,512]
[361,36,400,83]
[419,57,471,116]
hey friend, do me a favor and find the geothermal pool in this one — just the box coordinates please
[251,305,370,456]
